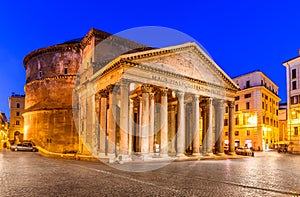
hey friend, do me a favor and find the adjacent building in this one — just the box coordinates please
[283,53,300,153]
[0,112,9,148]
[223,71,280,151]
[8,93,25,144]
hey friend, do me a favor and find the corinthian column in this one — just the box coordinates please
[192,94,200,156]
[160,88,168,157]
[149,92,155,154]
[205,98,213,156]
[228,101,235,155]
[107,85,116,158]
[119,80,129,156]
[141,85,150,155]
[215,99,225,155]
[99,90,108,156]
[176,91,185,157]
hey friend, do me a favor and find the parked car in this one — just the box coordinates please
[10,141,38,152]
[277,144,288,153]
[235,147,253,156]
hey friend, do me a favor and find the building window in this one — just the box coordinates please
[262,102,265,109]
[235,104,239,112]
[39,71,42,78]
[235,117,239,125]
[225,132,228,136]
[246,80,250,88]
[225,107,228,113]
[246,102,250,109]
[261,80,264,86]
[244,93,251,98]
[235,96,240,101]
[291,96,298,104]
[16,112,20,116]
[247,130,250,136]
[292,81,297,90]
[16,120,20,125]
[262,93,264,98]
[16,103,20,108]
[294,127,298,135]
[265,95,268,100]
[64,68,68,74]
[224,119,228,126]
[235,131,239,136]
[263,116,265,124]
[292,69,297,79]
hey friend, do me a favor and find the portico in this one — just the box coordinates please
[75,42,239,161]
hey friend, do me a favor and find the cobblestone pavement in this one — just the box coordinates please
[0,150,299,196]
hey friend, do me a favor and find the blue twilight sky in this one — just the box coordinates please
[0,0,300,118]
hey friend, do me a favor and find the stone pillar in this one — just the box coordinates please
[107,85,116,158]
[149,92,155,154]
[192,95,200,156]
[160,88,168,157]
[141,85,150,155]
[205,98,213,156]
[119,80,129,156]
[228,101,235,154]
[169,105,176,154]
[176,91,185,157]
[215,99,225,155]
[138,97,142,152]
[95,94,101,153]
[128,99,134,155]
[100,91,107,156]
[201,100,207,154]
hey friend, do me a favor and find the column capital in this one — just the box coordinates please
[95,93,101,102]
[141,84,151,93]
[119,79,130,87]
[149,92,155,100]
[228,101,234,108]
[160,88,168,96]
[192,94,200,102]
[214,99,225,107]
[99,89,108,98]
[106,84,115,93]
[176,91,184,99]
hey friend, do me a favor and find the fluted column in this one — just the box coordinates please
[141,85,150,155]
[100,90,107,155]
[95,94,101,153]
[128,99,134,155]
[169,105,176,154]
[205,98,213,156]
[192,95,200,156]
[149,92,155,154]
[138,96,142,152]
[160,88,168,157]
[176,91,185,157]
[119,80,129,155]
[107,85,116,157]
[201,100,207,154]
[228,101,235,154]
[215,99,225,155]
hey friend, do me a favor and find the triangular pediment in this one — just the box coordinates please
[119,42,239,91]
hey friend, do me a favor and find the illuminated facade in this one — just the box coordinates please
[0,112,9,148]
[283,53,300,153]
[75,40,239,161]
[223,71,280,151]
[8,93,25,144]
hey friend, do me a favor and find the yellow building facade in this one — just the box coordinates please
[8,93,25,144]
[223,71,280,151]
[283,53,300,153]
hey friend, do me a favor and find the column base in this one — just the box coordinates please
[216,152,225,156]
[203,152,214,156]
[228,151,236,155]
[160,153,169,158]
[192,152,201,156]
[107,153,117,163]
[118,154,132,162]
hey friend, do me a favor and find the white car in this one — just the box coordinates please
[10,141,38,152]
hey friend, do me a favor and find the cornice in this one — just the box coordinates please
[26,75,77,86]
[23,43,81,68]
